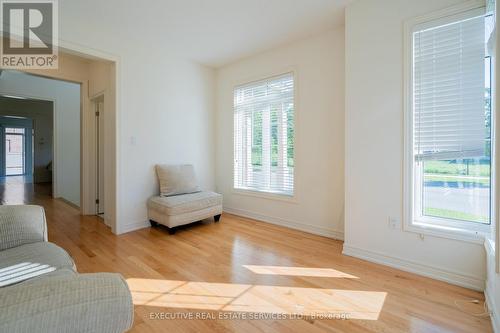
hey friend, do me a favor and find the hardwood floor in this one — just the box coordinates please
[1,180,493,332]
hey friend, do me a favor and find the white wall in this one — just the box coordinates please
[118,60,215,232]
[0,71,80,206]
[215,28,345,239]
[0,98,53,182]
[344,0,486,290]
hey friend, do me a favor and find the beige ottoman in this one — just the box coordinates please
[148,191,222,234]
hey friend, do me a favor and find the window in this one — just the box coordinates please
[405,5,493,235]
[234,73,294,196]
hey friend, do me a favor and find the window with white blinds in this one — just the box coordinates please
[405,4,492,233]
[234,73,294,196]
[413,10,486,161]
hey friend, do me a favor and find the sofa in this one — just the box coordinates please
[0,205,134,333]
[148,164,222,234]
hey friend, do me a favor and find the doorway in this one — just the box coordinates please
[0,117,33,179]
[5,127,27,176]
[0,47,118,232]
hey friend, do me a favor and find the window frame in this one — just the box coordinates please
[403,0,491,243]
[232,69,299,202]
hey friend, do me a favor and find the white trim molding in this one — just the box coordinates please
[343,244,485,291]
[117,220,150,235]
[485,239,499,332]
[485,288,499,333]
[223,206,344,240]
[485,275,500,333]
[232,189,299,204]
[58,39,121,235]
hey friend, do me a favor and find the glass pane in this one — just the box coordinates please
[5,128,25,134]
[270,108,279,168]
[5,130,25,176]
[251,110,262,167]
[422,158,490,224]
[287,103,294,168]
[421,57,492,225]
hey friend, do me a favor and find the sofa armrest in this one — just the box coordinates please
[0,205,47,251]
[0,272,134,333]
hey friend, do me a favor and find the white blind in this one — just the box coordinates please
[234,73,294,195]
[413,11,485,161]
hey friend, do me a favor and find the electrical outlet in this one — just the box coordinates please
[388,217,401,229]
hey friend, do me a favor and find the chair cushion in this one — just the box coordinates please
[148,191,222,216]
[0,242,76,287]
[156,164,200,197]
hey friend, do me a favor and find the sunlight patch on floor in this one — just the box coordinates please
[127,278,386,320]
[242,265,359,278]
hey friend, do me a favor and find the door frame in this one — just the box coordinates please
[57,41,120,233]
[60,41,120,233]
[0,92,60,199]
[0,39,120,234]
[89,94,106,218]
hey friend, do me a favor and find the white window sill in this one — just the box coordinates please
[232,188,298,204]
[404,221,488,244]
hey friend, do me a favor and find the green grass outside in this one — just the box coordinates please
[424,207,489,223]
[424,174,490,186]
[251,148,294,167]
[424,160,490,177]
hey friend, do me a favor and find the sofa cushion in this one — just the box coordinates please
[148,191,222,216]
[156,164,200,197]
[0,205,47,251]
[0,272,134,333]
[0,242,76,287]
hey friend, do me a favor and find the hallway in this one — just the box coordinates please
[0,176,50,205]
[0,176,104,248]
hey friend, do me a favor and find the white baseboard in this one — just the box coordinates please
[485,284,500,333]
[485,239,499,333]
[223,206,344,240]
[117,220,150,235]
[117,208,344,240]
[343,244,485,291]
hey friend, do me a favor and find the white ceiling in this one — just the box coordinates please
[60,0,352,68]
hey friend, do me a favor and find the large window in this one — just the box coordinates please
[406,5,492,234]
[234,73,294,196]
